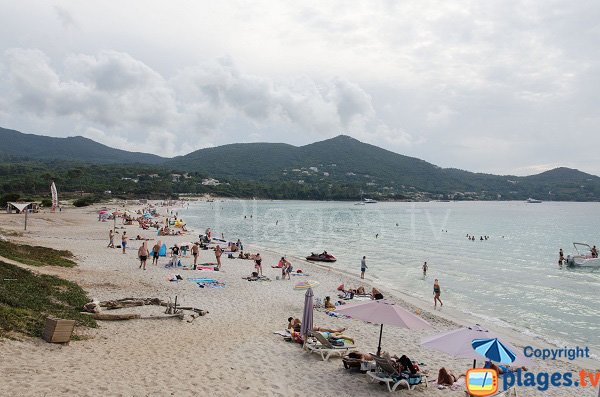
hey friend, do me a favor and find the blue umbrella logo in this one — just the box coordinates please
[471,338,517,364]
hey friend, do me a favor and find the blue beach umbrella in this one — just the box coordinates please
[471,337,517,364]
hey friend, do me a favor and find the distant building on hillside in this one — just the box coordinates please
[202,178,220,186]
[309,167,318,172]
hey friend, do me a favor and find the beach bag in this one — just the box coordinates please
[329,339,344,346]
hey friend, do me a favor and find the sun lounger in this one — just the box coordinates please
[305,332,356,361]
[367,355,428,392]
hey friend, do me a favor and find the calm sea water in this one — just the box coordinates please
[179,200,600,353]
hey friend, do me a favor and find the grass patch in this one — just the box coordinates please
[0,228,23,237]
[0,240,76,267]
[0,261,96,339]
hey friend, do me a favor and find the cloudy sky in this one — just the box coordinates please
[1,1,598,175]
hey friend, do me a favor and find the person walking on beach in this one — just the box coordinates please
[138,242,149,270]
[191,242,199,269]
[108,229,114,248]
[433,279,443,309]
[215,245,223,269]
[360,256,367,279]
[422,261,428,276]
[121,231,127,254]
[254,253,263,276]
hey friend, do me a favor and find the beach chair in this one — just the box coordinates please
[367,355,428,392]
[305,332,356,361]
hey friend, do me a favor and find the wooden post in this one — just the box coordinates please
[24,209,28,231]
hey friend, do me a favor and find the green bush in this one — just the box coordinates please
[73,196,99,207]
[0,261,96,338]
[0,193,20,207]
[40,198,52,207]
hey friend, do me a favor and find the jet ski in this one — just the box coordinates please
[306,252,337,262]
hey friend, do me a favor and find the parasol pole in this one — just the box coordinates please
[376,324,384,356]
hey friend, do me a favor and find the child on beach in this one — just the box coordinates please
[433,279,443,308]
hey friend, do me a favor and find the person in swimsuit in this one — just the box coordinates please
[371,288,384,300]
[138,242,149,270]
[108,229,115,248]
[191,242,199,269]
[422,261,428,276]
[437,367,465,386]
[254,253,262,276]
[152,242,160,265]
[433,279,443,308]
[215,245,223,269]
[559,248,565,265]
[360,256,367,279]
[121,231,127,254]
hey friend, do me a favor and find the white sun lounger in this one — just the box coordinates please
[304,332,356,361]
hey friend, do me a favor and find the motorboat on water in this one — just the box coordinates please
[363,198,378,203]
[565,243,600,267]
[526,198,542,203]
[306,252,337,262]
[354,202,366,206]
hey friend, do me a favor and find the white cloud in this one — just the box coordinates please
[0,1,599,175]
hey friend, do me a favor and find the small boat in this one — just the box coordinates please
[526,198,542,203]
[566,243,600,267]
[354,202,366,206]
[363,198,378,204]
[306,252,337,262]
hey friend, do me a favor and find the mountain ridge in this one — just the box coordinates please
[1,126,599,201]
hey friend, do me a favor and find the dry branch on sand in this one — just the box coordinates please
[82,297,208,322]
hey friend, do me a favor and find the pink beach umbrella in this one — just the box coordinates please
[335,299,432,356]
[420,324,532,368]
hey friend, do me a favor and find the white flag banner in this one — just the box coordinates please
[51,181,58,212]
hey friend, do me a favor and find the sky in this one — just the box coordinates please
[0,1,598,176]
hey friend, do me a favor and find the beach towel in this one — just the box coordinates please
[273,330,291,337]
[196,266,215,271]
[187,278,218,283]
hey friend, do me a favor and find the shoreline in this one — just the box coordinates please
[0,204,597,396]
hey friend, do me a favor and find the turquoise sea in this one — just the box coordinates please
[179,200,600,354]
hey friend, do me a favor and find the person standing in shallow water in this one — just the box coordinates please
[360,256,367,279]
[433,279,443,309]
[422,261,428,276]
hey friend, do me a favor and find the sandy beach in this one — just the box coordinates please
[0,203,597,397]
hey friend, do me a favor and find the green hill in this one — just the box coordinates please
[1,127,599,201]
[0,127,165,164]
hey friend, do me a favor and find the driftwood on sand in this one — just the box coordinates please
[82,297,208,322]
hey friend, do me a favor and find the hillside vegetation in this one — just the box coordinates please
[2,128,600,201]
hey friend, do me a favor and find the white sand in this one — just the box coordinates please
[0,204,597,397]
